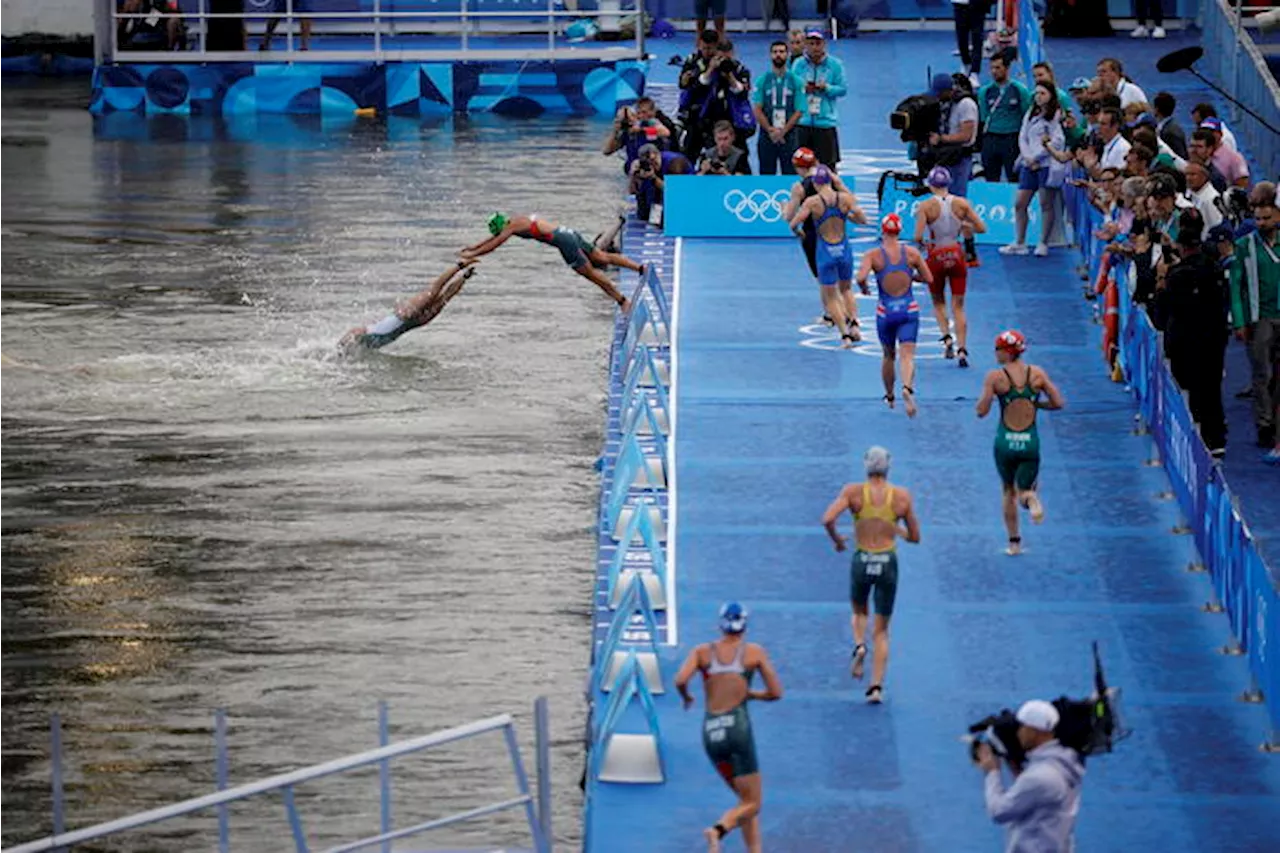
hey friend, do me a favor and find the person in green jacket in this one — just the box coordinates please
[1228,184,1280,447]
[978,53,1031,183]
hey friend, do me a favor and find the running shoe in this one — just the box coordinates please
[942,334,955,360]
[865,685,883,705]
[851,644,867,680]
[999,243,1029,256]
[958,347,969,368]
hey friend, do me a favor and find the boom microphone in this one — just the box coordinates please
[1154,46,1203,73]
[1156,46,1280,135]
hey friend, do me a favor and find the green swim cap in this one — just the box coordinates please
[487,213,509,236]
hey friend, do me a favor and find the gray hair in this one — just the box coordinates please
[864,446,891,476]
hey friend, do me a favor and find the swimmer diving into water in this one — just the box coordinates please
[339,259,477,351]
[460,213,646,310]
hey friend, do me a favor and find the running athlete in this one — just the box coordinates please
[782,148,863,332]
[912,165,987,367]
[856,214,933,416]
[460,213,646,310]
[674,602,784,853]
[789,165,865,346]
[976,330,1067,556]
[822,446,920,704]
[339,259,477,351]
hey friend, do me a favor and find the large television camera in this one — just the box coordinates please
[890,93,941,145]
[965,643,1130,773]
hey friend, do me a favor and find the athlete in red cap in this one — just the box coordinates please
[976,330,1066,555]
[856,213,933,416]
[783,148,863,333]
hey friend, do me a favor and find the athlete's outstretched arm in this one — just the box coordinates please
[674,646,704,709]
[821,486,853,551]
[907,246,934,285]
[976,371,998,418]
[748,647,783,702]
[898,492,922,544]
[1036,370,1067,410]
[461,224,520,258]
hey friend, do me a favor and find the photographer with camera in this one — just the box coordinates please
[975,700,1086,853]
[629,143,693,228]
[697,121,752,176]
[678,30,724,159]
[684,39,755,156]
[603,96,676,175]
[922,73,978,198]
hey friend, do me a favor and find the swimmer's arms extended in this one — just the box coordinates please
[461,217,527,260]
[821,485,855,552]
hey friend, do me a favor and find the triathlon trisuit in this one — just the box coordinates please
[874,246,920,347]
[925,195,969,297]
[814,195,853,286]
[354,312,420,350]
[701,641,759,781]
[850,483,900,616]
[798,178,819,278]
[516,216,595,270]
[993,364,1042,490]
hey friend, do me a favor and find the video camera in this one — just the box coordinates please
[890,93,941,145]
[966,643,1129,772]
[875,171,933,208]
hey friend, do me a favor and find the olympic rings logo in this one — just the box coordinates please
[723,189,792,223]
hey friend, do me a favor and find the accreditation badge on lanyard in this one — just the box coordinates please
[771,77,788,129]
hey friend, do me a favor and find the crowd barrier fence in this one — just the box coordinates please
[1201,0,1280,180]
[1066,162,1280,744]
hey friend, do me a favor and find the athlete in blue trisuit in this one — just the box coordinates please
[460,213,647,311]
[787,164,868,347]
[339,259,477,351]
[856,213,934,417]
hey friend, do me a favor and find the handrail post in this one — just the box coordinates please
[198,0,207,55]
[215,709,230,853]
[282,785,309,852]
[501,722,547,853]
[51,714,66,843]
[462,0,469,52]
[374,0,382,61]
[377,701,392,853]
[534,697,552,849]
[286,0,294,56]
[547,0,555,54]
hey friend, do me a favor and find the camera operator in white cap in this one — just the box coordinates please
[975,699,1086,852]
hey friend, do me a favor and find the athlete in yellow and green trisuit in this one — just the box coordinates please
[822,446,921,705]
[674,602,783,853]
[976,330,1067,556]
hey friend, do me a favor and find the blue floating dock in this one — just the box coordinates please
[584,30,1280,853]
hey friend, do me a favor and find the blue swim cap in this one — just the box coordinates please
[926,165,952,188]
[812,165,833,185]
[719,601,748,634]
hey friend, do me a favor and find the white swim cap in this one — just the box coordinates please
[864,446,891,476]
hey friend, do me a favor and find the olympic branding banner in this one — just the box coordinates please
[664,176,844,238]
[878,179,1035,247]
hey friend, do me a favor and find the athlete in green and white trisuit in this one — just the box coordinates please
[675,602,783,853]
[976,329,1066,556]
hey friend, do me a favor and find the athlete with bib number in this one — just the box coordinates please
[913,165,987,367]
[675,602,784,853]
[856,214,933,416]
[976,330,1066,556]
[783,148,861,331]
[461,213,647,310]
[822,446,921,705]
[789,165,866,346]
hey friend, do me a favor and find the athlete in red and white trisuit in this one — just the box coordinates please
[912,165,987,368]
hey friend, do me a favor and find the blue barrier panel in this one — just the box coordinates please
[621,345,671,413]
[879,178,1035,246]
[645,266,671,331]
[589,650,665,784]
[620,402,669,484]
[592,573,660,692]
[1016,0,1044,85]
[603,435,660,532]
[1202,0,1280,180]
[606,508,668,608]
[663,175,872,238]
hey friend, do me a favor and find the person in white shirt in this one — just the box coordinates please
[1095,58,1147,109]
[1096,108,1132,172]
[1000,83,1070,258]
[1184,161,1223,240]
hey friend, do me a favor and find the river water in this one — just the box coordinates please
[1,78,630,850]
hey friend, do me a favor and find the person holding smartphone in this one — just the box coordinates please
[1000,83,1070,257]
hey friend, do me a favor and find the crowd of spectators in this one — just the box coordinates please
[602,27,848,227]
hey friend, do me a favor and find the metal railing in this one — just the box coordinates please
[3,698,553,853]
[1204,0,1280,177]
[100,0,645,64]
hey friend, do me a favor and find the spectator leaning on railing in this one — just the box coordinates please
[752,40,804,175]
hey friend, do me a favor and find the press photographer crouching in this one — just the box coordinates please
[974,700,1085,853]
[629,143,694,227]
[697,121,752,175]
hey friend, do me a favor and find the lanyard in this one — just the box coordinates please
[770,73,789,112]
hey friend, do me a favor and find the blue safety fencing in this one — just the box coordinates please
[1201,0,1280,180]
[1066,173,1280,739]
[584,235,676,821]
